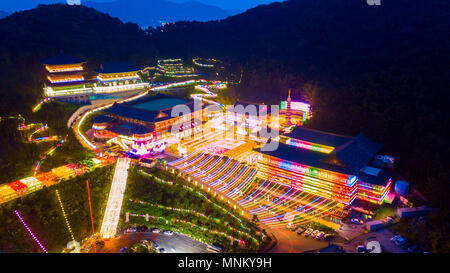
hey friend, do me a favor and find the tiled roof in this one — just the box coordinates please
[41,52,85,65]
[108,123,154,136]
[255,141,353,175]
[105,94,205,123]
[91,115,114,124]
[284,126,353,148]
[331,133,383,175]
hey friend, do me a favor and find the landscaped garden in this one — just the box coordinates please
[120,166,269,253]
[0,165,114,252]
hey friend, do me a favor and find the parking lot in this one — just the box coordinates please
[339,228,408,253]
[91,230,210,253]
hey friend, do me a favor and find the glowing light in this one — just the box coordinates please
[56,190,75,241]
[86,180,95,236]
[14,210,48,253]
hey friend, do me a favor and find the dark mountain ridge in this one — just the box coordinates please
[84,0,237,27]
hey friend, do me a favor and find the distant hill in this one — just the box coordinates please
[168,0,282,12]
[84,0,237,27]
[0,0,61,13]
[0,10,9,19]
[150,0,449,85]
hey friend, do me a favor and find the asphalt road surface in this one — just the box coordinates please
[269,228,329,253]
[92,232,209,253]
[339,228,408,253]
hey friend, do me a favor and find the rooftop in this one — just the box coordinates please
[91,115,114,124]
[104,94,203,123]
[96,62,139,74]
[256,132,389,186]
[108,123,154,136]
[41,52,85,65]
[331,133,383,175]
[255,141,353,175]
[284,126,353,148]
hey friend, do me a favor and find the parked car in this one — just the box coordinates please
[126,227,137,233]
[304,228,314,237]
[324,234,335,242]
[163,230,174,236]
[408,245,420,253]
[390,235,401,243]
[395,237,410,247]
[158,248,166,253]
[310,230,320,238]
[356,245,367,253]
[316,231,326,240]
[351,218,364,225]
[151,241,159,249]
[151,228,161,233]
[296,227,305,235]
[119,247,128,253]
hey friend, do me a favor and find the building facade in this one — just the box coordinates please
[91,94,207,156]
[256,127,392,205]
[42,52,91,99]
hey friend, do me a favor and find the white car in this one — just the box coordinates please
[163,230,174,236]
[311,230,320,238]
[126,227,137,233]
[316,231,326,240]
[151,228,161,233]
[304,228,314,237]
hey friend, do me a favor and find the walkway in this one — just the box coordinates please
[100,157,131,238]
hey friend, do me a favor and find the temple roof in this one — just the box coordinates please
[255,133,389,186]
[255,141,353,175]
[96,62,139,74]
[106,104,163,123]
[284,126,353,148]
[104,94,205,123]
[108,123,154,136]
[41,52,85,65]
[91,115,114,124]
[331,133,383,175]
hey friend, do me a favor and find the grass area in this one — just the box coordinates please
[391,210,450,252]
[120,166,268,253]
[374,204,397,220]
[0,165,114,252]
[79,111,103,136]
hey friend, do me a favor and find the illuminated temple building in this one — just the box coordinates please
[255,126,392,205]
[95,62,146,92]
[280,89,312,126]
[42,52,91,98]
[91,94,206,156]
